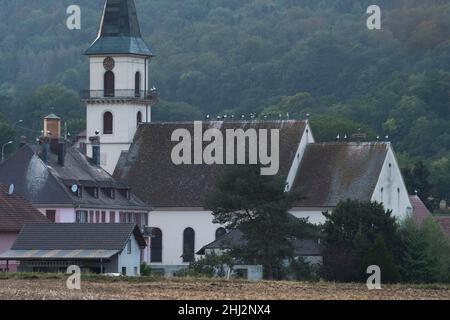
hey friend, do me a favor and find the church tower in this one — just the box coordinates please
[83,0,157,174]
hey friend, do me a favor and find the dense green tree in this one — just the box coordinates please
[321,200,402,282]
[399,218,431,283]
[364,235,401,283]
[0,112,15,159]
[309,115,377,142]
[402,161,434,209]
[430,155,450,201]
[204,165,317,280]
[400,217,450,283]
[152,100,203,122]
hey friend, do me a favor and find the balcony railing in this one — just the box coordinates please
[80,90,158,103]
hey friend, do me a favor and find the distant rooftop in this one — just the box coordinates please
[0,184,49,233]
[11,223,146,251]
[44,113,60,120]
[409,195,432,224]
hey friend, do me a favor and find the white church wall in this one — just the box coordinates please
[289,209,329,225]
[86,55,150,174]
[148,210,223,268]
[371,145,413,221]
[86,103,147,173]
[285,122,315,192]
[89,56,148,92]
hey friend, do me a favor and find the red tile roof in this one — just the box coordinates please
[435,216,450,236]
[409,195,432,224]
[0,184,49,233]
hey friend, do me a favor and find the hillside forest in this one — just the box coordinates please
[0,0,449,207]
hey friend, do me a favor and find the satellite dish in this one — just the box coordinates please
[8,184,14,195]
[71,184,78,193]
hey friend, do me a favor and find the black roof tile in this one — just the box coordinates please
[12,223,146,250]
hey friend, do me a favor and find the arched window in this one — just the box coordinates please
[215,228,227,240]
[104,71,115,97]
[103,112,113,134]
[137,111,143,126]
[150,228,163,263]
[182,228,195,263]
[135,72,141,97]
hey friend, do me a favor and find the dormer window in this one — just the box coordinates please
[119,188,131,200]
[110,188,116,199]
[86,187,99,199]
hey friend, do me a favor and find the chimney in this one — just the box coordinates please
[43,113,61,138]
[89,136,101,166]
[57,140,66,166]
[19,136,27,148]
[39,137,50,164]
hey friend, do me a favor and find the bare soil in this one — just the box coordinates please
[0,277,449,300]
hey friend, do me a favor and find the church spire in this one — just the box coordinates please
[85,0,153,57]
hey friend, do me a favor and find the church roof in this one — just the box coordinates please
[0,144,149,210]
[292,143,389,207]
[85,0,152,57]
[114,121,308,207]
[114,122,390,209]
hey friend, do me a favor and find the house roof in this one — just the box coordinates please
[0,185,49,233]
[197,229,322,256]
[0,249,120,260]
[409,195,432,224]
[10,223,146,251]
[114,121,308,207]
[85,0,152,57]
[435,216,450,236]
[0,144,149,210]
[292,143,389,207]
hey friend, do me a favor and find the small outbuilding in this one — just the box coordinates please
[197,229,322,280]
[0,223,146,276]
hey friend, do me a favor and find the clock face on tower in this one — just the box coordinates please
[103,57,115,71]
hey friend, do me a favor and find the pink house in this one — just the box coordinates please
[0,184,49,271]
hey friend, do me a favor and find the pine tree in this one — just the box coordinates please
[321,200,402,282]
[364,235,401,283]
[400,218,431,283]
[204,165,318,280]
